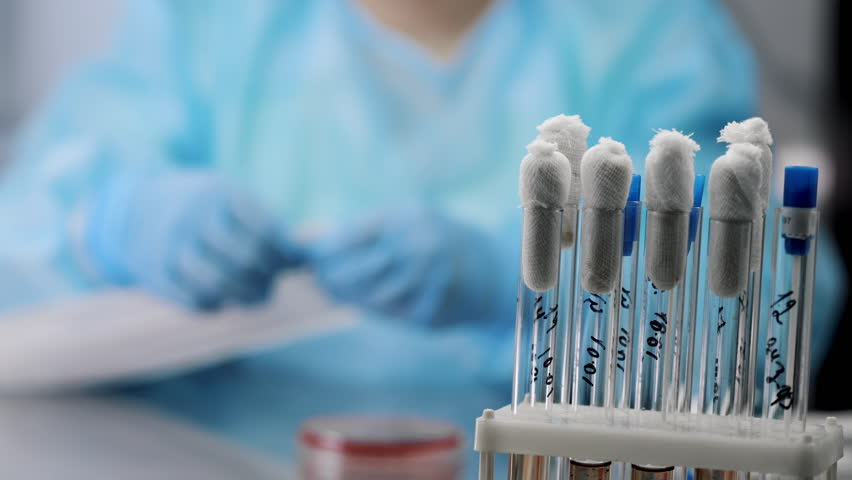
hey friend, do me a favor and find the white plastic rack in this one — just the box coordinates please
[475,404,843,479]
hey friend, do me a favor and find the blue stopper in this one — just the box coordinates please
[628,174,642,202]
[623,175,641,256]
[785,237,812,256]
[693,175,706,208]
[783,166,818,208]
[783,166,818,255]
[687,175,706,249]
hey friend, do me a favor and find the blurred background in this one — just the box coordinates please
[2,0,834,172]
[0,0,119,160]
[1,0,848,478]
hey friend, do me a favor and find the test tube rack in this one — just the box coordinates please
[474,404,843,479]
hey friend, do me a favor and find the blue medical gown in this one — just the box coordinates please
[2,0,839,472]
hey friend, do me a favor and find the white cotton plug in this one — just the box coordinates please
[718,117,773,145]
[708,143,763,298]
[718,117,774,271]
[709,144,762,221]
[537,114,591,249]
[579,137,633,294]
[644,129,698,291]
[519,139,573,292]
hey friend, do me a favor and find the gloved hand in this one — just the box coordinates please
[85,169,302,310]
[310,205,503,327]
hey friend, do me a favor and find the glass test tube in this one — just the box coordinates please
[569,206,624,480]
[737,211,767,421]
[512,207,564,411]
[694,217,751,480]
[631,207,689,480]
[554,205,581,480]
[762,167,818,435]
[634,210,690,420]
[572,207,623,414]
[510,206,563,480]
[676,206,704,416]
[699,219,752,419]
[677,175,706,417]
[558,205,581,406]
[615,177,642,410]
[674,181,705,480]
[596,175,639,480]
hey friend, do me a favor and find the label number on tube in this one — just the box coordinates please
[644,312,667,361]
[581,336,606,386]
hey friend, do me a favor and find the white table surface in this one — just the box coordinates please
[0,395,295,479]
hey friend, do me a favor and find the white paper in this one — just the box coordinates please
[0,272,358,393]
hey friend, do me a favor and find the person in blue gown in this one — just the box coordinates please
[1,0,842,475]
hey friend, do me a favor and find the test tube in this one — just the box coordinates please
[739,172,773,422]
[633,130,697,425]
[762,167,818,435]
[512,140,572,412]
[509,206,563,480]
[717,117,774,421]
[554,204,580,479]
[571,139,632,416]
[696,230,752,480]
[512,226,562,410]
[698,145,761,420]
[695,146,762,480]
[570,251,621,480]
[570,138,633,480]
[536,113,591,410]
[557,205,581,406]
[571,210,623,413]
[615,176,642,410]
[700,213,753,417]
[631,132,696,480]
[634,256,687,419]
[738,213,766,421]
[675,193,704,480]
[676,176,705,416]
[507,139,572,480]
[538,115,590,480]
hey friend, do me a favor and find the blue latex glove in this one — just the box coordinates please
[86,170,302,310]
[310,206,503,327]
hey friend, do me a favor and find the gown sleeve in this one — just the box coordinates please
[0,0,211,311]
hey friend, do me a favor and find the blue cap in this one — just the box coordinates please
[783,166,818,208]
[628,174,642,202]
[687,175,706,248]
[783,167,818,255]
[693,175,706,208]
[623,175,641,256]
